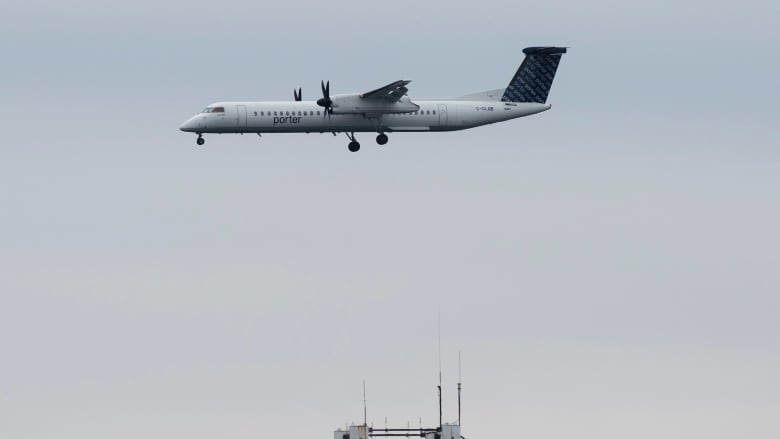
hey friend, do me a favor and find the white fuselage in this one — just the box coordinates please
[179,100,551,134]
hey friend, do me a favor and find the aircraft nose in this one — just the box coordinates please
[179,116,198,132]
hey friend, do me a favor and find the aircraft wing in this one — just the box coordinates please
[359,80,412,102]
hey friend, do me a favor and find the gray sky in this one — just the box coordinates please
[1,1,779,438]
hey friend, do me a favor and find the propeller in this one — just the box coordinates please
[293,87,302,101]
[316,80,333,118]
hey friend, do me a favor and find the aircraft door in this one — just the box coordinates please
[237,105,248,128]
[438,104,448,126]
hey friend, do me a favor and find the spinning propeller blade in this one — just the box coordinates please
[316,80,333,118]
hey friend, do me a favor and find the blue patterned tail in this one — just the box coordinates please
[501,47,567,103]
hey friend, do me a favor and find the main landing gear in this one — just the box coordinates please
[346,132,360,152]
[196,134,205,146]
[344,132,390,151]
[370,116,389,146]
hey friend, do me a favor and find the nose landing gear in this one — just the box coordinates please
[196,134,205,146]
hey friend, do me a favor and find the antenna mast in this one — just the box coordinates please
[437,310,442,430]
[363,380,368,427]
[457,352,462,426]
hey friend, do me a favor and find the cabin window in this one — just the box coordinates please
[286,111,290,115]
[433,110,436,115]
[253,111,257,116]
[298,111,302,116]
[317,110,321,115]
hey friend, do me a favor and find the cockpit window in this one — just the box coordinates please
[201,106,225,113]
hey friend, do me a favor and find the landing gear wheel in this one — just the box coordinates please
[196,136,205,146]
[376,133,388,145]
[348,141,361,152]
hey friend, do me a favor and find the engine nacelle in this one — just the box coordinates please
[329,94,419,115]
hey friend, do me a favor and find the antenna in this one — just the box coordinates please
[437,385,442,430]
[363,380,368,427]
[438,310,442,388]
[437,309,442,430]
[457,351,462,426]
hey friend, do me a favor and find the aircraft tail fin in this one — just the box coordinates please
[501,47,567,103]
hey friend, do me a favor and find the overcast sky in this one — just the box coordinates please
[1,1,779,438]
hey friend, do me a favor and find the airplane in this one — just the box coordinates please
[179,47,567,152]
